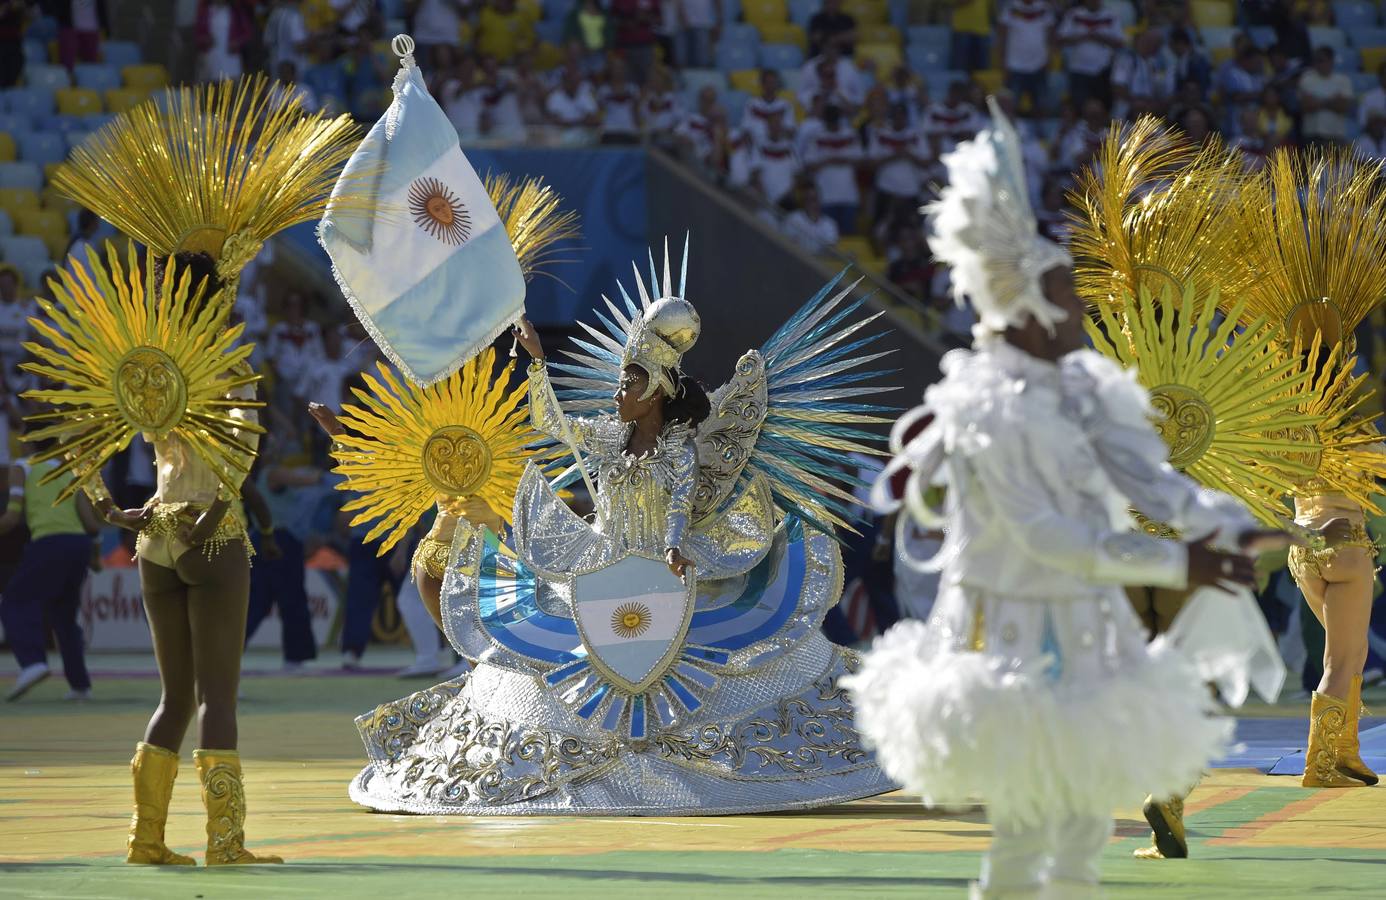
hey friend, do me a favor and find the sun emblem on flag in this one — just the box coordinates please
[409,176,471,245]
[611,603,652,639]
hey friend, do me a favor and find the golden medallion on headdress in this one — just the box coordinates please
[114,347,188,437]
[1148,384,1214,469]
[421,424,492,497]
[1265,422,1324,478]
[409,177,471,245]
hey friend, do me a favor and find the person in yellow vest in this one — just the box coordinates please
[1,443,103,701]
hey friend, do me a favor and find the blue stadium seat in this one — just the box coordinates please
[17,131,65,166]
[21,40,47,66]
[907,45,948,74]
[889,0,908,29]
[779,67,802,91]
[1333,1,1379,31]
[715,40,760,72]
[26,15,58,41]
[722,23,762,49]
[0,161,42,190]
[0,210,11,236]
[1200,26,1237,49]
[542,0,569,19]
[908,26,951,55]
[74,63,122,92]
[1309,26,1348,53]
[721,88,750,123]
[24,64,70,91]
[682,69,730,97]
[1338,47,1361,70]
[925,71,967,99]
[1248,26,1277,49]
[760,43,804,69]
[722,0,742,24]
[788,0,816,28]
[0,113,26,134]
[64,131,92,152]
[1349,26,1386,49]
[0,235,51,288]
[3,87,55,118]
[1351,71,1379,92]
[102,41,142,69]
[534,20,564,45]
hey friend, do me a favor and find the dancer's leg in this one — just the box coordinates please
[138,558,195,752]
[180,543,251,750]
[980,817,1050,894]
[1317,547,1374,700]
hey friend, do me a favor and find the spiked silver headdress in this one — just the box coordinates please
[621,237,701,401]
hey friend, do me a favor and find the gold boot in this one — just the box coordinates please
[126,742,195,865]
[1303,692,1370,788]
[1335,675,1379,786]
[193,749,284,865]
[1133,791,1189,859]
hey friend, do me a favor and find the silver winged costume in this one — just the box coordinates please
[348,242,899,814]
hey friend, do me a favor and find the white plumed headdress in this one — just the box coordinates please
[926,98,1072,334]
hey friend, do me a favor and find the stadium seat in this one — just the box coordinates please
[102,40,141,68]
[74,63,122,93]
[0,235,52,287]
[104,87,150,113]
[17,132,65,166]
[836,237,883,272]
[908,24,951,51]
[0,209,11,236]
[721,89,750,123]
[1191,0,1234,28]
[24,63,70,92]
[122,64,170,91]
[0,133,13,163]
[742,0,787,26]
[1309,26,1348,53]
[925,71,967,98]
[1248,25,1277,49]
[2,87,55,118]
[858,24,902,47]
[1210,45,1235,65]
[0,162,42,190]
[1362,46,1386,72]
[63,131,91,152]
[907,44,949,73]
[1339,47,1361,71]
[722,23,761,49]
[889,0,908,29]
[1200,26,1237,49]
[1107,0,1138,29]
[1333,1,1379,31]
[682,69,729,97]
[534,20,563,46]
[56,87,102,116]
[0,113,24,135]
[755,22,807,50]
[22,39,47,66]
[856,42,903,73]
[14,208,66,259]
[1352,71,1379,92]
[715,41,760,72]
[1350,27,1386,50]
[788,0,816,27]
[41,184,77,218]
[760,43,805,70]
[972,69,1003,94]
[779,68,802,92]
[0,187,40,218]
[722,0,742,23]
[515,0,541,22]
[730,69,760,93]
[843,0,888,26]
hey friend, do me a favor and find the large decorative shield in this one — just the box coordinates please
[570,554,696,696]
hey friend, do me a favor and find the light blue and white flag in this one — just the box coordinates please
[318,35,524,386]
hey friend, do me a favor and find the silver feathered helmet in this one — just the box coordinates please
[927,98,1072,334]
[622,238,701,401]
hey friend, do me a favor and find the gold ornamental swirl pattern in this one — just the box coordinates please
[422,425,493,497]
[1265,423,1324,479]
[114,347,187,437]
[1148,384,1214,470]
[692,350,768,521]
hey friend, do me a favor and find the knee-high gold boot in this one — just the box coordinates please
[193,749,284,865]
[1133,788,1190,860]
[126,742,195,865]
[1303,692,1370,787]
[1335,675,1379,786]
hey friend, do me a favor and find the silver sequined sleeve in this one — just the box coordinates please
[664,440,696,551]
[527,361,596,452]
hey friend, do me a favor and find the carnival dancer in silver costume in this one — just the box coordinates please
[348,241,898,815]
[843,103,1287,898]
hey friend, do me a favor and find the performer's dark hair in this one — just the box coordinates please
[662,371,711,427]
[152,250,224,305]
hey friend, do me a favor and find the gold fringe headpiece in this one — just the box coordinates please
[1225,149,1386,348]
[53,74,363,290]
[1069,116,1251,310]
[485,173,581,283]
[19,241,263,501]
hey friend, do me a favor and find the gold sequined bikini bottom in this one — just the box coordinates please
[1288,522,1377,582]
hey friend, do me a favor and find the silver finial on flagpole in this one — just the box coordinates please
[391,34,417,68]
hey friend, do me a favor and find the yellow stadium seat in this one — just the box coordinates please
[973,69,1003,94]
[56,87,102,116]
[856,42,903,73]
[857,24,901,47]
[104,87,150,113]
[43,162,62,181]
[41,185,77,217]
[1191,0,1234,28]
[837,236,882,269]
[15,208,67,259]
[730,69,760,93]
[535,42,564,69]
[0,187,41,218]
[301,0,336,31]
[1210,45,1235,66]
[122,64,169,90]
[516,0,542,23]
[0,133,14,163]
[756,22,807,50]
[742,0,788,26]
[843,0,888,26]
[1362,47,1386,73]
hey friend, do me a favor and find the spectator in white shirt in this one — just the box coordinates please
[781,184,840,254]
[800,104,862,236]
[797,42,865,113]
[741,69,797,145]
[546,62,600,143]
[1354,113,1386,161]
[883,65,925,126]
[750,115,801,209]
[1055,0,1124,108]
[413,0,467,56]
[674,0,720,68]
[598,57,641,144]
[274,60,319,112]
[265,292,324,407]
[0,264,35,376]
[726,126,755,190]
[676,86,727,168]
[1056,96,1109,171]
[263,0,309,74]
[480,54,527,141]
[867,103,927,224]
[1299,46,1354,145]
[1110,29,1174,120]
[998,0,1056,115]
[297,326,360,420]
[641,65,683,147]
[921,81,983,154]
[1358,63,1386,128]
[441,53,484,138]
[1217,44,1266,134]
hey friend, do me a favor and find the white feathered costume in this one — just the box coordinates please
[842,102,1268,895]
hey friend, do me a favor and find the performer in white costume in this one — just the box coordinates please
[844,102,1280,899]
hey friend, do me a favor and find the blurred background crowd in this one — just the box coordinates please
[3,0,1386,693]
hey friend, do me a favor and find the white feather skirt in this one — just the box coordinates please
[842,583,1234,828]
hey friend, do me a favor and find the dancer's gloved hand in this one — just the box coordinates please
[98,498,152,533]
[178,499,229,548]
[1186,539,1256,591]
[512,317,544,360]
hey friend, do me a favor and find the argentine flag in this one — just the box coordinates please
[318,36,524,386]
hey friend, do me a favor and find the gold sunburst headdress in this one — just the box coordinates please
[1088,282,1319,527]
[1069,116,1251,310]
[52,74,364,300]
[485,173,581,283]
[331,348,533,552]
[19,242,263,500]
